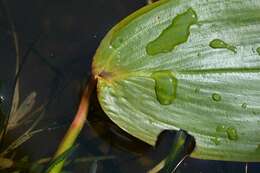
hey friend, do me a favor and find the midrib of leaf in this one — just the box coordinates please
[97,66,260,85]
[180,67,260,74]
[96,2,260,81]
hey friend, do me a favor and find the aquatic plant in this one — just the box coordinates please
[48,0,260,172]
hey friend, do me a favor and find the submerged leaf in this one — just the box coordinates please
[7,91,37,130]
[88,160,98,173]
[92,0,260,161]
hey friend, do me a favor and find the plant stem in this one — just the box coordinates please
[148,159,165,173]
[48,76,96,173]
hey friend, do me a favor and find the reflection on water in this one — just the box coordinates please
[0,0,260,172]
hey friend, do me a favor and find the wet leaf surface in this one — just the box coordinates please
[93,0,260,161]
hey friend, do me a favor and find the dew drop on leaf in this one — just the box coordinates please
[256,144,260,152]
[112,37,124,49]
[146,8,198,55]
[209,39,236,53]
[111,33,124,49]
[212,93,221,102]
[195,88,200,93]
[211,137,221,145]
[151,70,178,105]
[241,103,247,109]
[256,47,260,56]
[226,127,238,141]
[216,125,226,132]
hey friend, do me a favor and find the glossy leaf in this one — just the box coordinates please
[92,0,260,161]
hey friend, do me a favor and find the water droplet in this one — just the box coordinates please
[212,93,221,102]
[195,88,200,93]
[146,8,198,55]
[209,39,236,53]
[241,103,247,109]
[211,137,221,145]
[118,38,123,43]
[256,144,260,152]
[226,127,238,141]
[256,47,260,56]
[151,70,178,105]
[111,37,124,49]
[216,125,226,132]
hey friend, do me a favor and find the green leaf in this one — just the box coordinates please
[92,0,260,161]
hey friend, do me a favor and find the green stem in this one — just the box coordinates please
[48,76,96,173]
[161,130,195,173]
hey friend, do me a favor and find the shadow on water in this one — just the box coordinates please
[0,0,260,172]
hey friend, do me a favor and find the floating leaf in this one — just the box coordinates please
[92,0,260,161]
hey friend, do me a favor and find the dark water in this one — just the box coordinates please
[0,0,259,172]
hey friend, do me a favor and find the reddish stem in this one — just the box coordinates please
[48,76,96,173]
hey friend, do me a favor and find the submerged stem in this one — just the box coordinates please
[160,130,195,173]
[148,130,195,173]
[47,76,96,173]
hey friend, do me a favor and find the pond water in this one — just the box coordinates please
[0,0,259,172]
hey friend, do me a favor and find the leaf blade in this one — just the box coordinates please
[93,0,260,161]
